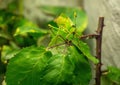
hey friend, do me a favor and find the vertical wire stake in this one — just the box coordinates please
[95,17,104,85]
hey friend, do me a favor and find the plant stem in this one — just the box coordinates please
[95,17,104,85]
[79,17,105,85]
[80,34,99,39]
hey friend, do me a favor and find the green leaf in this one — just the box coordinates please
[6,46,52,85]
[68,46,92,85]
[13,19,48,46]
[41,54,74,85]
[101,76,114,85]
[1,45,20,61]
[14,35,37,47]
[73,39,99,64]
[40,6,87,33]
[14,19,47,36]
[102,66,120,85]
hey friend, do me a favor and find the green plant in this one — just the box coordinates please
[0,4,98,85]
[0,2,120,85]
[4,6,99,85]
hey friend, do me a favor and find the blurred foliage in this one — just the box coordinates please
[0,9,47,60]
[0,0,47,79]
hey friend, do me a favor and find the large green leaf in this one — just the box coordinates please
[6,45,92,85]
[68,46,92,85]
[6,46,52,85]
[41,54,74,85]
[6,46,74,85]
[40,6,87,33]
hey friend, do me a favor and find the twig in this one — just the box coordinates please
[79,17,105,85]
[101,70,109,75]
[80,34,99,39]
[95,17,104,85]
